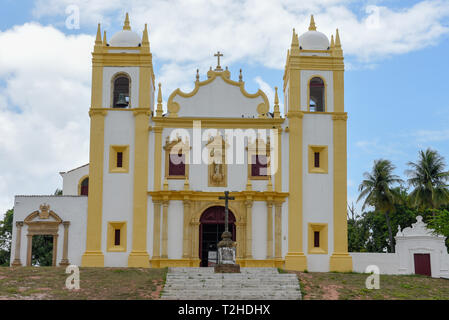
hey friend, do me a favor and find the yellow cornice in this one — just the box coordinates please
[166,70,270,117]
[151,117,285,129]
[148,190,289,202]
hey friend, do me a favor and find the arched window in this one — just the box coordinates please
[309,77,325,112]
[80,177,89,196]
[112,75,130,108]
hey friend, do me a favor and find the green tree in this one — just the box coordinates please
[0,209,13,266]
[406,148,449,211]
[357,159,403,253]
[427,209,449,252]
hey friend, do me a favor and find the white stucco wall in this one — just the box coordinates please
[11,196,87,267]
[173,76,265,118]
[302,113,334,262]
[350,253,400,274]
[60,164,89,196]
[102,110,135,266]
[167,200,183,259]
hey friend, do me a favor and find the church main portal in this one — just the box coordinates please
[199,206,235,267]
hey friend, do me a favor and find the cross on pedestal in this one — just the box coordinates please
[214,51,223,71]
[219,191,235,233]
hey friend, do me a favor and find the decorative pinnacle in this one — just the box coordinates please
[309,14,317,31]
[103,30,107,46]
[196,69,200,82]
[335,28,341,47]
[291,28,298,46]
[123,12,131,30]
[142,23,149,47]
[239,69,242,82]
[156,83,163,116]
[274,86,280,118]
[330,34,335,48]
[95,23,102,45]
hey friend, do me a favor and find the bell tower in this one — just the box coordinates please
[82,13,155,267]
[283,15,352,272]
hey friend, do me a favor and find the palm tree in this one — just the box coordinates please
[406,148,449,211]
[357,159,403,253]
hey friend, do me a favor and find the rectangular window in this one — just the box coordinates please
[314,152,320,168]
[168,153,186,176]
[116,152,123,168]
[251,154,268,177]
[314,231,320,247]
[107,221,127,252]
[114,229,121,246]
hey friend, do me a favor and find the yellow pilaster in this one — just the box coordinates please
[330,113,352,272]
[128,109,151,268]
[245,200,253,258]
[192,221,200,259]
[274,202,282,260]
[285,110,307,271]
[236,222,245,259]
[274,128,282,192]
[153,127,163,191]
[182,200,191,258]
[161,200,169,258]
[266,201,273,259]
[152,201,161,258]
[82,108,106,267]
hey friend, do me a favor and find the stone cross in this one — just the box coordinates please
[214,51,223,70]
[219,191,234,233]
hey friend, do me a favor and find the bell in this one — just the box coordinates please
[115,93,128,108]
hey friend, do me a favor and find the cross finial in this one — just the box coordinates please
[214,51,223,71]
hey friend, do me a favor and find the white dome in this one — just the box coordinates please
[109,30,141,47]
[299,30,329,50]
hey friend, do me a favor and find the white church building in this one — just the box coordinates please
[10,14,354,272]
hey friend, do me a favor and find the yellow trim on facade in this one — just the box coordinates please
[128,110,151,268]
[152,117,284,129]
[166,70,270,117]
[81,109,107,267]
[308,223,328,254]
[308,145,328,174]
[109,145,130,173]
[163,136,190,180]
[149,190,288,203]
[77,175,89,196]
[107,221,127,252]
[330,113,353,271]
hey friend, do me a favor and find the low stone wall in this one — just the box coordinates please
[350,253,399,274]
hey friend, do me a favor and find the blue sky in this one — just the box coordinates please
[0,0,449,217]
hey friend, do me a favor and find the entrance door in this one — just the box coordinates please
[414,253,431,276]
[199,206,236,267]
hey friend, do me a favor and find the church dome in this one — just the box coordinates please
[109,30,141,47]
[299,30,329,50]
[298,15,329,50]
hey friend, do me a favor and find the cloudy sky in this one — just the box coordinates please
[1,0,449,217]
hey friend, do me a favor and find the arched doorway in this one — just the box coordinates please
[199,206,236,267]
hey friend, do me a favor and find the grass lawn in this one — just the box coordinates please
[289,270,449,300]
[0,267,167,300]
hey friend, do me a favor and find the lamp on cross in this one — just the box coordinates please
[214,51,223,71]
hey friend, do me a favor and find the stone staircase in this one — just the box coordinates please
[161,267,301,300]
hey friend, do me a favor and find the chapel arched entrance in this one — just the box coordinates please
[199,206,236,267]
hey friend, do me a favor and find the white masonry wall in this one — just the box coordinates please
[60,164,89,196]
[11,196,87,267]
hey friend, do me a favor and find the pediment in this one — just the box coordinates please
[166,70,270,118]
[24,204,62,224]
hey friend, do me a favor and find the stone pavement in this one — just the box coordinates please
[161,267,301,300]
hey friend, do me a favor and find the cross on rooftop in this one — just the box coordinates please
[214,51,223,71]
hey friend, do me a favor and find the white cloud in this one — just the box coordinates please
[31,0,449,66]
[0,23,92,215]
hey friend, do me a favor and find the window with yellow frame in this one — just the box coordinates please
[109,145,129,173]
[308,223,328,254]
[308,145,328,174]
[107,221,127,252]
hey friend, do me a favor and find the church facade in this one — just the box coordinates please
[10,14,352,272]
